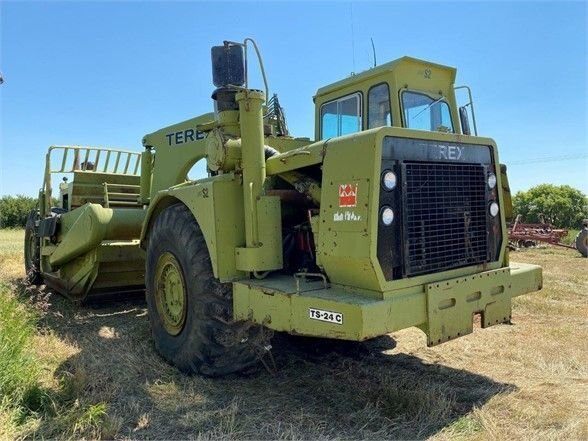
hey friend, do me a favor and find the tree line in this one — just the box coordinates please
[512,184,586,228]
[1,184,586,229]
[0,195,39,228]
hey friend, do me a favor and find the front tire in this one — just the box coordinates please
[145,204,271,376]
[24,209,43,285]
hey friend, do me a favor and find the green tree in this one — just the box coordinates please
[0,195,38,228]
[512,184,587,228]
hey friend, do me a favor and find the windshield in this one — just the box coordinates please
[402,91,453,133]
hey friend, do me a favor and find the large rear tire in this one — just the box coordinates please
[24,209,43,285]
[145,204,271,376]
[575,228,588,258]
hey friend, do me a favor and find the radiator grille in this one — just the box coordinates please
[404,162,488,276]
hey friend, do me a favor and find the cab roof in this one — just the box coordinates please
[314,56,457,99]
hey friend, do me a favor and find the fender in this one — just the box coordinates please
[140,173,246,282]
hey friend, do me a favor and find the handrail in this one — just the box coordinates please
[42,145,141,215]
[454,85,478,136]
[45,145,141,175]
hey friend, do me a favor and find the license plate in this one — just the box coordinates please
[309,308,343,325]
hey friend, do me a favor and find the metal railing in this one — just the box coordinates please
[454,85,478,136]
[45,145,141,175]
[102,182,141,208]
[42,145,141,214]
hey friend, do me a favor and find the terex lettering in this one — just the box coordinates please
[437,145,463,160]
[165,129,205,146]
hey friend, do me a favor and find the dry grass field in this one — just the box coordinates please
[1,228,587,440]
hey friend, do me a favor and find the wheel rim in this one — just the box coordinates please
[154,252,187,336]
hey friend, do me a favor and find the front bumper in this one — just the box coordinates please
[233,262,542,343]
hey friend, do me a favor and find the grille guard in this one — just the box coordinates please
[402,161,490,276]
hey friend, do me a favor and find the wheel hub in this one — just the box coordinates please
[155,252,187,335]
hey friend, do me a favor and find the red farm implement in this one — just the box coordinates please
[508,215,588,257]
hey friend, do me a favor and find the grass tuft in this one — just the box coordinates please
[73,402,108,436]
[382,383,454,422]
[0,284,41,412]
[562,229,580,245]
[443,412,485,438]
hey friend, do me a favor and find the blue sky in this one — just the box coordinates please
[1,1,586,197]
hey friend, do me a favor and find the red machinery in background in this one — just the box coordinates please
[508,215,588,257]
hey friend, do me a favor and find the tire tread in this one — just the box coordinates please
[145,203,270,376]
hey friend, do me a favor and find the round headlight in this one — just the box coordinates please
[381,206,394,225]
[382,171,397,190]
[487,173,497,189]
[489,202,499,217]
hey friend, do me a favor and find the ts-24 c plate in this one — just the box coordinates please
[309,308,344,325]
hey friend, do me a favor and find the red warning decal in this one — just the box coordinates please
[338,183,358,207]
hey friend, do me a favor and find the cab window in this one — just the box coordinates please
[368,83,391,128]
[402,91,453,132]
[320,93,362,139]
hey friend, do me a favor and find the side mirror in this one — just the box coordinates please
[211,44,245,88]
[459,106,471,136]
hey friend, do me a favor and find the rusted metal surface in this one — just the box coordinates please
[508,215,576,250]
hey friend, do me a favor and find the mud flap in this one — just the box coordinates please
[425,268,512,346]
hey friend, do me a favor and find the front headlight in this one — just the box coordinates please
[488,173,497,189]
[489,202,499,217]
[381,206,394,225]
[382,170,397,190]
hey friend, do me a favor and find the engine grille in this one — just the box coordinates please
[403,162,488,276]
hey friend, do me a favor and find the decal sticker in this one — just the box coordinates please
[339,183,358,207]
[309,308,344,325]
[333,211,362,222]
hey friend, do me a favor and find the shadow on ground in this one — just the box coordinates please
[28,290,517,440]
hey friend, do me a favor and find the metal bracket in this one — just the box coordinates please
[294,272,329,294]
[38,216,59,238]
[426,268,512,346]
